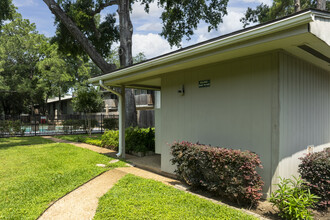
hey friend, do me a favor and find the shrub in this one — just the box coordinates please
[0,120,24,136]
[171,141,264,206]
[101,130,119,150]
[269,176,319,220]
[103,117,118,130]
[99,127,155,153]
[298,148,330,209]
[125,127,155,153]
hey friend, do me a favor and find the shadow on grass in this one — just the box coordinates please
[0,136,54,150]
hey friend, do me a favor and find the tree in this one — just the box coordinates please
[0,0,14,28]
[72,85,104,136]
[41,0,229,127]
[37,43,94,114]
[0,13,48,115]
[241,0,330,28]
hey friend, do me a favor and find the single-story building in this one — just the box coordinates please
[90,9,330,197]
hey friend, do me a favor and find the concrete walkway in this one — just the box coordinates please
[39,136,266,220]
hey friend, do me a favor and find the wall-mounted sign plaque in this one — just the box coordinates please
[199,80,210,88]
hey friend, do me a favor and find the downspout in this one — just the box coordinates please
[99,80,125,158]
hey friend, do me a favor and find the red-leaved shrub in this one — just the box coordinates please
[298,148,330,209]
[171,141,264,206]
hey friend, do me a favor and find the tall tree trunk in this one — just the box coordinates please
[43,0,116,73]
[118,0,138,128]
[294,0,301,12]
[317,0,326,10]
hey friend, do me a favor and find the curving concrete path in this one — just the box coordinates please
[39,136,266,220]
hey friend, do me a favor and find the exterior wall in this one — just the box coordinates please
[278,52,330,179]
[160,52,279,195]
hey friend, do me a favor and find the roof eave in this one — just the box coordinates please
[89,10,318,85]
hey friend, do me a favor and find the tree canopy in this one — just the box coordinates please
[0,12,97,115]
[44,0,230,71]
[241,0,330,28]
[0,13,47,114]
[0,0,14,28]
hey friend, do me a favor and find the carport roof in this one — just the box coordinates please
[89,9,330,90]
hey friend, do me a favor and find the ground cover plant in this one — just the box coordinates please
[269,176,319,220]
[299,148,330,209]
[0,136,125,219]
[94,174,258,220]
[171,141,264,206]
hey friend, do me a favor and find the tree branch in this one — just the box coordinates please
[91,0,118,16]
[43,0,116,74]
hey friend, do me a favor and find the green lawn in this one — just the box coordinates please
[55,134,102,142]
[94,175,258,220]
[0,136,125,220]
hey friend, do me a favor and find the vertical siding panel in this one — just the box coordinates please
[279,52,330,179]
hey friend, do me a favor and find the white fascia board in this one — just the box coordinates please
[89,11,314,84]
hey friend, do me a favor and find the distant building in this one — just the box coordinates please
[46,90,155,127]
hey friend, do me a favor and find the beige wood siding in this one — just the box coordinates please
[160,52,279,195]
[279,52,330,179]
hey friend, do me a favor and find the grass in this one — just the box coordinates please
[55,133,102,142]
[55,134,103,147]
[0,136,126,220]
[94,175,258,220]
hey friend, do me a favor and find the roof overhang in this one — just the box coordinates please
[89,9,330,90]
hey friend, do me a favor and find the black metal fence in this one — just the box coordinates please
[0,114,119,137]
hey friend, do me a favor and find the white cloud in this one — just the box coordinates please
[220,8,245,34]
[13,0,37,7]
[132,33,178,59]
[242,0,272,5]
[136,23,163,32]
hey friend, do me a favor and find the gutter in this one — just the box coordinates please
[89,10,315,85]
[99,80,125,158]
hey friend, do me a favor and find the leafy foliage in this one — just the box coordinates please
[53,0,119,58]
[241,0,330,28]
[0,120,25,136]
[171,141,264,206]
[140,0,229,47]
[72,86,104,136]
[269,176,319,220]
[125,127,155,153]
[0,13,47,114]
[103,117,118,130]
[0,0,14,28]
[101,129,119,150]
[298,148,330,209]
[100,127,155,153]
[72,86,104,114]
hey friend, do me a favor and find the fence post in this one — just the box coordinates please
[34,114,37,136]
[71,115,73,135]
[101,114,103,133]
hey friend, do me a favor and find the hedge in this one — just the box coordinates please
[298,148,330,209]
[100,127,155,153]
[171,141,264,206]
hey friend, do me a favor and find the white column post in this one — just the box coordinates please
[99,80,126,158]
[118,85,126,158]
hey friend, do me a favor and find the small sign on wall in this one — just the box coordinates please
[199,80,210,88]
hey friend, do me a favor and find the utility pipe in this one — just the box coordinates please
[99,80,125,158]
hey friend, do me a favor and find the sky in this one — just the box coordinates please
[12,0,273,59]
